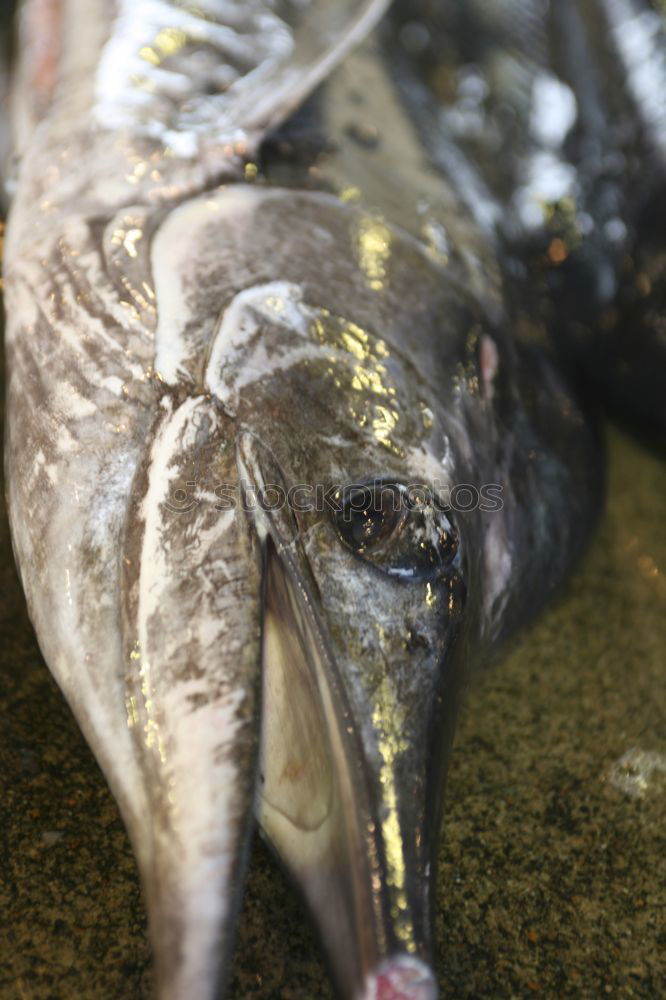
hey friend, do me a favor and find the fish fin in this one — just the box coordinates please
[120,394,263,1000]
[94,0,391,159]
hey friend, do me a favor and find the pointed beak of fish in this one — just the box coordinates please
[240,435,443,1000]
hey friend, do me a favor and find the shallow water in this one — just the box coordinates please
[0,314,664,1000]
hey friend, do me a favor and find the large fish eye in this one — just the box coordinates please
[333,481,459,581]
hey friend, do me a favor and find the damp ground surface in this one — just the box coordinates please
[1,386,664,1000]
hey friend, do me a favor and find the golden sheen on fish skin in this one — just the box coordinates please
[3,2,602,999]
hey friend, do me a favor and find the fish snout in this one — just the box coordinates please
[236,433,446,997]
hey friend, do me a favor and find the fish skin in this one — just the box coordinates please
[386,0,666,435]
[4,2,602,999]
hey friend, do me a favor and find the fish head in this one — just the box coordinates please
[168,187,496,998]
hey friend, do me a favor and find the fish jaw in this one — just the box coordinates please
[257,529,453,1000]
[239,435,461,999]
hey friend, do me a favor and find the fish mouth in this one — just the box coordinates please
[239,433,441,1000]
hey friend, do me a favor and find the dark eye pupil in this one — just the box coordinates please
[334,480,459,581]
[344,486,402,552]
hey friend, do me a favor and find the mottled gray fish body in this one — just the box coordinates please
[4,2,602,999]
